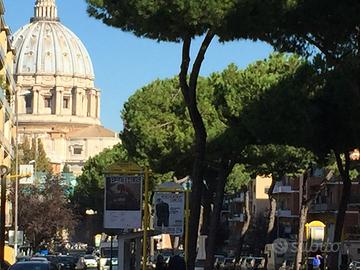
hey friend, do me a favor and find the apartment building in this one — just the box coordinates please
[0,0,16,227]
[273,176,300,240]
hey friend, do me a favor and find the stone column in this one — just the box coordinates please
[86,89,91,117]
[32,87,40,114]
[96,91,101,119]
[73,87,84,116]
[55,86,64,115]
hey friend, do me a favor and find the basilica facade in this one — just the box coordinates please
[13,0,120,174]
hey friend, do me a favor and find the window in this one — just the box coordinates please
[63,97,70,109]
[73,146,82,155]
[25,94,32,108]
[44,96,52,108]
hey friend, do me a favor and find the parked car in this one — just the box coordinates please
[195,259,205,270]
[349,261,360,270]
[83,255,98,269]
[223,258,236,270]
[9,261,58,270]
[57,256,79,270]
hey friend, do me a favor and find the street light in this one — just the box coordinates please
[0,165,9,267]
[14,89,31,258]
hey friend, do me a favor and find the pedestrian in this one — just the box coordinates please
[312,254,322,270]
[155,255,167,270]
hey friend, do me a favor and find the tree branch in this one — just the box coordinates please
[189,31,215,101]
[179,35,191,103]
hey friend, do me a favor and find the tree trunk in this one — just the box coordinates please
[236,190,251,257]
[267,180,277,241]
[205,161,235,270]
[333,151,351,243]
[179,32,214,270]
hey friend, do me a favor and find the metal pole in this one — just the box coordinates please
[110,235,113,270]
[142,168,149,270]
[0,174,6,267]
[185,188,190,263]
[14,87,19,259]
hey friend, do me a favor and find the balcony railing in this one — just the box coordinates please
[310,203,337,212]
[273,184,297,194]
[233,193,245,203]
[276,209,294,218]
[6,64,16,93]
[229,213,244,222]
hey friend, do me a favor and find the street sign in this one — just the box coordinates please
[19,165,34,184]
[104,174,143,229]
[153,191,185,235]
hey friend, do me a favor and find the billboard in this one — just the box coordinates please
[104,174,142,229]
[153,192,184,235]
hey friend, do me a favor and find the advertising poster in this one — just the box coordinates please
[153,192,184,235]
[104,174,142,229]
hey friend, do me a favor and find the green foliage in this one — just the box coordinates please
[86,0,238,41]
[241,145,315,180]
[121,77,225,175]
[18,137,52,173]
[72,143,128,214]
[225,164,251,194]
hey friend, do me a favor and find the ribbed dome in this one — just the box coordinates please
[13,2,94,79]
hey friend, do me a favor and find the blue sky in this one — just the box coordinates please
[5,0,273,132]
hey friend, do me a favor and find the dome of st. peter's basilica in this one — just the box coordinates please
[12,0,119,174]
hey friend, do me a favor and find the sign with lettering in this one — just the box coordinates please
[104,174,143,229]
[153,192,184,235]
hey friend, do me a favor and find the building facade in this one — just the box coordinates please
[0,0,16,227]
[12,0,119,174]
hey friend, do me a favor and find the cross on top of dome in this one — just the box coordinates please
[32,0,59,22]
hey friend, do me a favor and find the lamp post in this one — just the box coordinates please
[14,88,19,259]
[0,165,9,267]
[14,90,31,258]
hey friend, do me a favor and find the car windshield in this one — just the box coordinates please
[101,248,118,258]
[58,256,77,263]
[10,262,49,270]
[84,255,95,260]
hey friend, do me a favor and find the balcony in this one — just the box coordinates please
[229,213,244,222]
[272,182,298,194]
[276,209,296,218]
[6,64,16,92]
[310,203,337,213]
[0,86,13,117]
[232,193,245,203]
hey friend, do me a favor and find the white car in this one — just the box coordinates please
[83,255,98,269]
[349,261,360,270]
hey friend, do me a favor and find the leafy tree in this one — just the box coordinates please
[17,137,52,173]
[72,143,128,218]
[121,76,237,267]
[11,175,76,250]
[225,0,360,246]
[225,164,251,194]
[83,1,281,267]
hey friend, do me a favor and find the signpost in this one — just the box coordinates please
[19,165,34,185]
[153,191,185,235]
[104,174,143,229]
[153,181,190,262]
[0,165,9,268]
[104,162,147,270]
